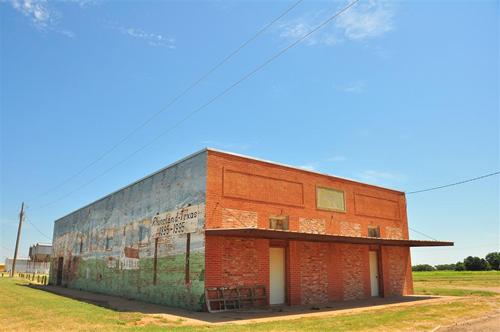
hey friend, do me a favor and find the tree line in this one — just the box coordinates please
[412,252,500,272]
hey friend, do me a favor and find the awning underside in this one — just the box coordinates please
[205,228,453,247]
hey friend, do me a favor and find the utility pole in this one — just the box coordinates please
[11,202,24,277]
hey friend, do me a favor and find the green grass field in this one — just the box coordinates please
[413,270,500,297]
[0,271,498,331]
[413,270,500,287]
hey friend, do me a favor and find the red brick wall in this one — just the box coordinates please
[205,236,269,289]
[340,244,370,300]
[327,244,343,302]
[299,242,329,304]
[287,241,301,305]
[381,246,413,296]
[205,235,412,305]
[205,235,223,288]
[205,150,413,305]
[206,150,408,239]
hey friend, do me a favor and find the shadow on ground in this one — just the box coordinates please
[27,284,438,325]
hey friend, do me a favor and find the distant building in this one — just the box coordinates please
[50,148,452,311]
[4,243,52,274]
[29,243,52,263]
[28,243,51,274]
[5,257,50,274]
[5,258,29,273]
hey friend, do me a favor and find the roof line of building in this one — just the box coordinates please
[55,148,208,223]
[55,147,404,224]
[206,148,404,194]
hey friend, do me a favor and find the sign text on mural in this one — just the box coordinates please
[151,204,201,239]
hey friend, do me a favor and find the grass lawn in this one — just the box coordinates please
[413,270,500,297]
[0,272,499,331]
[414,287,497,297]
[413,270,500,287]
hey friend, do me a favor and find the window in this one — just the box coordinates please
[368,226,380,238]
[269,216,289,230]
[105,234,113,250]
[138,225,148,247]
[316,187,346,212]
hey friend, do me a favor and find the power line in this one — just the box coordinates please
[409,227,438,241]
[407,172,499,240]
[27,0,304,204]
[406,171,500,195]
[31,0,361,211]
[25,218,52,241]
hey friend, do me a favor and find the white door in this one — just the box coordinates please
[369,251,380,297]
[269,247,285,305]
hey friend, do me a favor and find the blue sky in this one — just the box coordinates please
[0,0,498,265]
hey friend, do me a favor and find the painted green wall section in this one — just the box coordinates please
[69,253,205,309]
[50,151,207,310]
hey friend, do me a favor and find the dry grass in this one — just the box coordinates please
[1,272,499,331]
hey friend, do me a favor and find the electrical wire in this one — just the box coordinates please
[406,171,500,195]
[409,227,438,241]
[30,0,361,211]
[26,0,304,204]
[407,172,499,240]
[25,218,52,241]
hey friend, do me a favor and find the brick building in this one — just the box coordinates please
[50,148,452,310]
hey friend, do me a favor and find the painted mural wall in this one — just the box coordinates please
[50,152,207,310]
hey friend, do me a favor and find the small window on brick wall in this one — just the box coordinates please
[316,187,346,212]
[368,226,380,238]
[269,216,289,230]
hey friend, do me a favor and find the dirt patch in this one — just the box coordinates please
[436,312,500,331]
[457,286,500,294]
[128,315,183,327]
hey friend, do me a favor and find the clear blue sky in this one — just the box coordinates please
[1,0,498,266]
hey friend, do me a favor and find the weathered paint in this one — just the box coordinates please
[49,148,444,310]
[50,151,207,310]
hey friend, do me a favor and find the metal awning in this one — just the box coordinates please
[205,228,453,247]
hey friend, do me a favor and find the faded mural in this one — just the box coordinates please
[50,152,207,310]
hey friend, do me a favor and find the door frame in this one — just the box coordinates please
[269,240,289,305]
[56,257,64,286]
[368,246,384,297]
